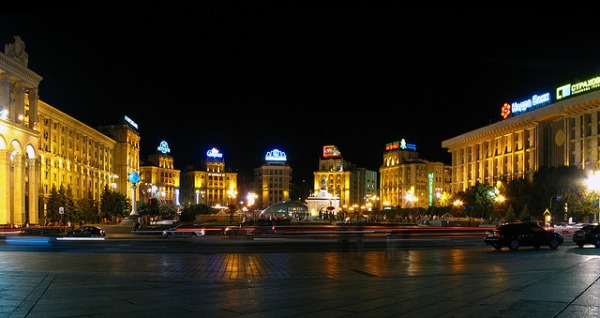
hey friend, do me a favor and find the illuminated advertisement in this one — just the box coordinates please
[323,145,342,158]
[501,92,551,119]
[123,115,138,129]
[157,140,170,154]
[386,139,416,151]
[500,73,600,120]
[206,147,223,159]
[557,75,600,100]
[265,149,287,162]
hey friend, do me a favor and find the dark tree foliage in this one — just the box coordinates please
[179,204,211,222]
[463,182,495,219]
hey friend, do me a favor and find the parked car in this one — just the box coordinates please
[162,224,219,238]
[484,222,564,251]
[65,225,106,238]
[572,224,600,248]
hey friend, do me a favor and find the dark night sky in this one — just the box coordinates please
[2,4,600,184]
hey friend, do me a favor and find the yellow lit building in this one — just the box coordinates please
[442,80,600,193]
[0,36,140,225]
[179,147,238,208]
[312,145,378,211]
[139,140,181,208]
[253,148,292,209]
[379,139,452,209]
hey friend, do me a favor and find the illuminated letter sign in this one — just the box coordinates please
[386,141,400,151]
[400,139,417,151]
[323,145,342,158]
[556,76,600,100]
[265,149,287,162]
[428,172,433,206]
[157,140,170,154]
[206,148,223,158]
[506,92,551,117]
[123,115,138,129]
[386,140,416,151]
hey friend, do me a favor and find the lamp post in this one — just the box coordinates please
[110,174,118,191]
[128,172,140,217]
[586,171,600,224]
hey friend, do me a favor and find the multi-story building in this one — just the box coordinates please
[441,77,600,194]
[379,139,452,209]
[179,147,238,209]
[252,148,292,209]
[312,145,378,212]
[139,140,180,208]
[0,36,140,225]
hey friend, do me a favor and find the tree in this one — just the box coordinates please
[46,185,61,222]
[519,204,531,222]
[464,182,495,220]
[77,191,98,224]
[100,190,130,221]
[179,204,211,222]
[504,204,517,223]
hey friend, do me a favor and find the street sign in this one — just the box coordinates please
[59,207,64,214]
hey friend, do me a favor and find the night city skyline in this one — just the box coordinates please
[2,5,600,183]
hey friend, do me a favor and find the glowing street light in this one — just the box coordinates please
[586,171,600,224]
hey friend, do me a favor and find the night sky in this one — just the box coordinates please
[2,4,600,184]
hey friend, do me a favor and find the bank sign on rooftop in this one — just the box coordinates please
[501,73,600,120]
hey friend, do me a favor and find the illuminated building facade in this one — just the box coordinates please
[442,78,600,193]
[139,140,180,208]
[312,145,378,213]
[0,36,140,225]
[379,139,452,209]
[179,147,238,208]
[253,149,292,209]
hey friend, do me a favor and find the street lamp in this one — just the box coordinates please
[111,174,118,191]
[586,171,600,224]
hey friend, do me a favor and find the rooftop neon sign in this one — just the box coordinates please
[206,148,223,159]
[157,140,170,154]
[265,149,287,162]
[386,139,416,151]
[557,75,600,100]
[501,92,551,119]
[123,115,138,129]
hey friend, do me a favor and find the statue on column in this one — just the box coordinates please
[5,36,28,66]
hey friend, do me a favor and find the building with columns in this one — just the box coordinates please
[0,36,140,225]
[312,145,378,214]
[442,79,600,194]
[252,148,292,209]
[139,140,181,209]
[379,139,452,210]
[179,147,238,209]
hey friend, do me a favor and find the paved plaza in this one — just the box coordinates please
[1,228,599,317]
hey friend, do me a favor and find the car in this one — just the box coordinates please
[572,224,600,248]
[162,224,216,238]
[65,225,106,238]
[484,222,564,251]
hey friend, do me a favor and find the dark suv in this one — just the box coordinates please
[484,222,564,251]
[572,224,600,248]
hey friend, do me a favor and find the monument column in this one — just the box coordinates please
[14,81,25,124]
[0,73,10,116]
[12,151,24,224]
[28,156,40,224]
[0,150,11,224]
[28,87,38,128]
